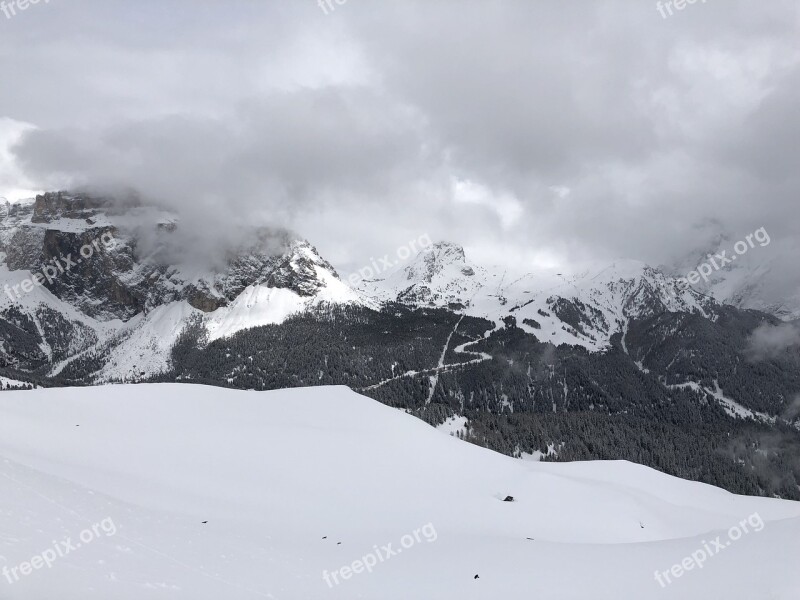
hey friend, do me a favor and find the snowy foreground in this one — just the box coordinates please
[0,385,799,599]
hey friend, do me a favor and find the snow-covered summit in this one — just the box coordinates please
[359,241,491,308]
[404,242,472,283]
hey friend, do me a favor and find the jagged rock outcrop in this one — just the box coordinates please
[31,192,108,224]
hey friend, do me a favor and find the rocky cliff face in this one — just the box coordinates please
[1,192,344,321]
[31,191,109,224]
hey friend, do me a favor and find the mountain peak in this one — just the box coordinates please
[408,241,469,283]
[425,241,466,257]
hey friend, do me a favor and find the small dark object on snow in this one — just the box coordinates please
[526,537,535,541]
[503,496,515,502]
[201,521,208,524]
[337,542,342,545]
[322,536,327,539]
[474,574,480,580]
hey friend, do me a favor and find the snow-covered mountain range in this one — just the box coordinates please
[359,241,718,351]
[3,192,793,382]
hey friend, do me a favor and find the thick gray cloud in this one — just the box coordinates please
[1,0,799,279]
[747,322,800,361]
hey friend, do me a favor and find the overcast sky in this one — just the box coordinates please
[0,0,798,277]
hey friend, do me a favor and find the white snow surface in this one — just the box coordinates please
[0,376,31,389]
[206,268,367,343]
[93,302,203,382]
[436,415,468,437]
[0,383,798,599]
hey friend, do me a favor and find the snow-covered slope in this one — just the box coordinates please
[88,253,370,381]
[205,275,364,343]
[0,384,798,599]
[90,301,203,381]
[86,241,371,381]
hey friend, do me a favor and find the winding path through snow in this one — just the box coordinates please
[359,318,493,394]
[425,316,464,404]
